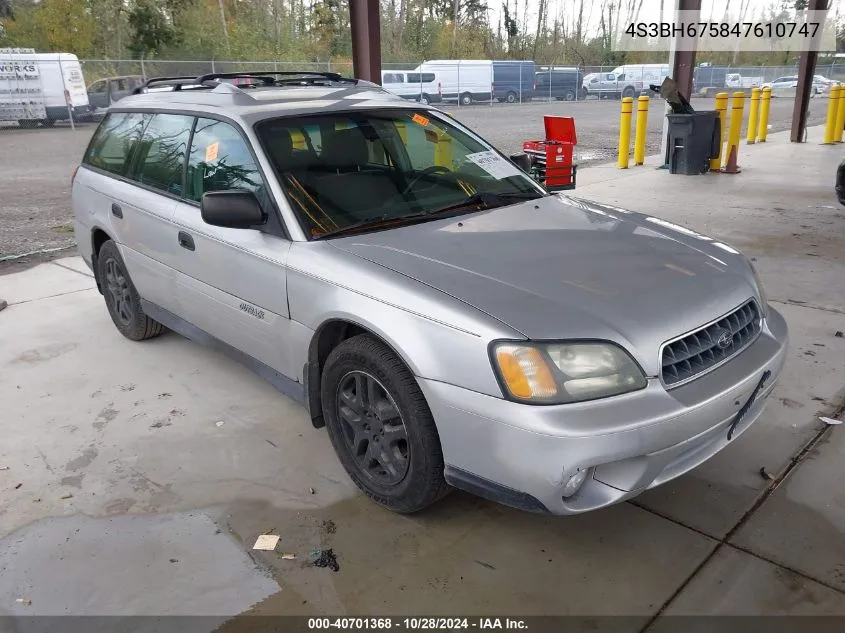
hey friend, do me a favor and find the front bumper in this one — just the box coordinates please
[420,307,789,515]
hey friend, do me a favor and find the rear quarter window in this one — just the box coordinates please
[82,112,147,176]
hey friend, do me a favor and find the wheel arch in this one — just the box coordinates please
[305,317,419,430]
[90,226,113,294]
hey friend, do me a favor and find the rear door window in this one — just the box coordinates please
[82,112,147,176]
[129,113,193,196]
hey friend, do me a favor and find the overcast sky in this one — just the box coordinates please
[484,0,843,38]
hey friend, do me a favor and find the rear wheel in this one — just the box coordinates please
[96,240,164,341]
[459,92,472,106]
[622,86,636,99]
[505,91,517,103]
[321,334,448,513]
[563,89,576,101]
[418,93,431,105]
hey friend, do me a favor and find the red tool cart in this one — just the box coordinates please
[521,115,577,191]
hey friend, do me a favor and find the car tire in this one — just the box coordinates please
[321,334,449,514]
[579,87,588,100]
[419,94,430,105]
[460,92,472,106]
[505,91,517,103]
[96,240,165,341]
[622,87,636,99]
[564,89,576,101]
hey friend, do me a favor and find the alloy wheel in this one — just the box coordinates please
[104,257,134,326]
[335,370,410,486]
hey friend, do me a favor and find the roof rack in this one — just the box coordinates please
[130,70,359,95]
[196,71,357,86]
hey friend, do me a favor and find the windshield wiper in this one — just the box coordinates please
[312,212,433,240]
[311,191,545,240]
[424,191,545,217]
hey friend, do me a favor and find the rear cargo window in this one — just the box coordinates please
[83,112,147,176]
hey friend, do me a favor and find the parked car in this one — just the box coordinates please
[491,60,535,103]
[837,158,845,206]
[762,76,798,91]
[87,75,145,110]
[72,71,788,516]
[380,70,442,104]
[812,75,835,94]
[725,73,763,88]
[535,67,584,101]
[587,64,670,99]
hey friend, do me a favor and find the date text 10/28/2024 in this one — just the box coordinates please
[308,618,528,630]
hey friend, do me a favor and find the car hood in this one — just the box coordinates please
[330,195,756,374]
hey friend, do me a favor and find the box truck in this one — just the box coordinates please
[0,48,90,127]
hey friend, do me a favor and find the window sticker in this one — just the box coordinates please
[205,142,219,162]
[412,113,430,127]
[465,150,521,180]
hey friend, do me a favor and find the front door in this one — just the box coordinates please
[170,117,294,377]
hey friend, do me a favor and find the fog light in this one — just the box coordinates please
[562,469,588,498]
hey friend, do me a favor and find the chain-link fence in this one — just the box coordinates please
[5,53,843,134]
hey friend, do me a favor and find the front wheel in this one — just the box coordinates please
[622,87,636,99]
[459,92,472,106]
[321,334,449,513]
[564,89,576,101]
[418,93,430,105]
[505,91,517,103]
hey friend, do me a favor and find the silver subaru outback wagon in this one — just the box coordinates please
[72,72,788,515]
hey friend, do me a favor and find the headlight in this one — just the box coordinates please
[750,261,769,317]
[491,341,647,404]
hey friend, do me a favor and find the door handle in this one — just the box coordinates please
[111,202,123,219]
[178,231,195,251]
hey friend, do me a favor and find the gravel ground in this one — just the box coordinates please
[0,96,827,272]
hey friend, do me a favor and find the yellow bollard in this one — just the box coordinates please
[711,92,729,171]
[723,92,745,173]
[633,95,649,166]
[757,87,772,142]
[835,84,845,143]
[617,97,633,169]
[746,87,760,145]
[823,85,840,144]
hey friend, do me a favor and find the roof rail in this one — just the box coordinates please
[195,71,357,85]
[131,76,212,95]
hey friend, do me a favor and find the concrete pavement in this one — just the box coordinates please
[1,126,843,623]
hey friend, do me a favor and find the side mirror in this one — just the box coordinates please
[200,190,266,229]
[509,152,534,173]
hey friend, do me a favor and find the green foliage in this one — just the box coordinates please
[0,0,842,70]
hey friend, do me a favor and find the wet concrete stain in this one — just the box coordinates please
[64,445,98,472]
[60,474,85,489]
[104,498,136,515]
[10,342,77,364]
[93,405,118,431]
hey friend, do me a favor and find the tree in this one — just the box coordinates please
[128,0,177,58]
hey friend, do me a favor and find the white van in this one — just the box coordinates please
[414,60,493,105]
[0,48,90,126]
[380,70,442,105]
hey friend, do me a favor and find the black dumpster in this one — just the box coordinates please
[666,112,721,175]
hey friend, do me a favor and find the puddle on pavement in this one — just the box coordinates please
[1,485,713,624]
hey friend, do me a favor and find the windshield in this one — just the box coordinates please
[255,109,543,239]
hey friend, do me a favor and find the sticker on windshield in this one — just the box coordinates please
[412,113,430,127]
[465,151,522,180]
[205,142,219,162]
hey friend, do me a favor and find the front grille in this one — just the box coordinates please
[661,300,762,387]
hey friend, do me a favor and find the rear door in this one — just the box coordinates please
[78,111,184,313]
[171,116,293,375]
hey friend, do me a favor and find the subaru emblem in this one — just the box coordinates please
[716,331,733,350]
